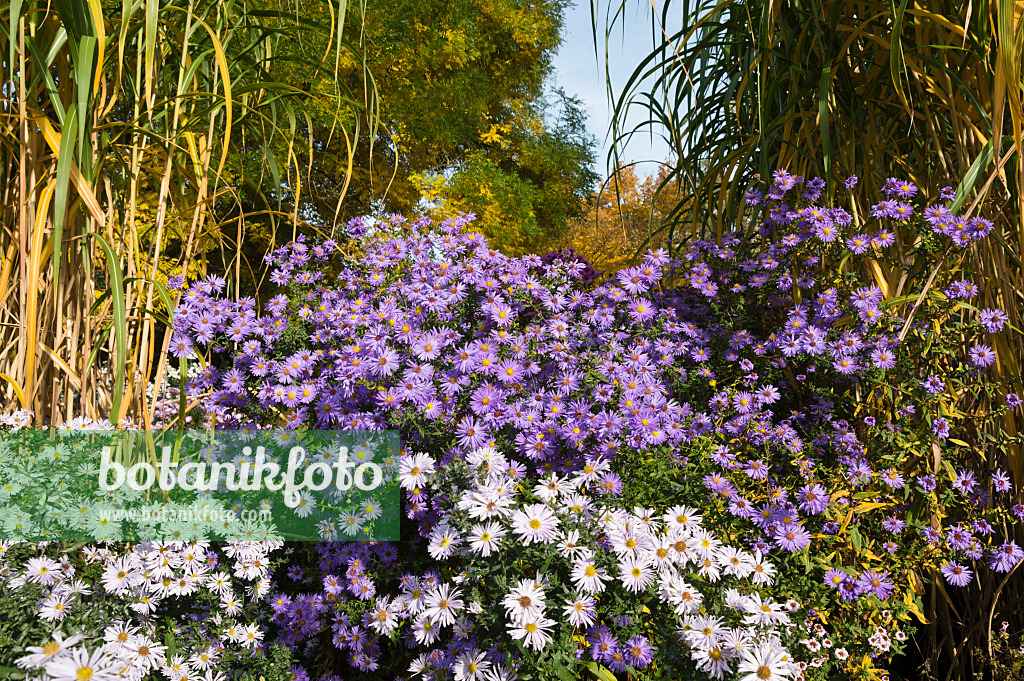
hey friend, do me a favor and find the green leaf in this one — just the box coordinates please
[553,664,577,681]
[889,0,911,110]
[587,661,618,681]
[818,63,832,184]
[52,105,78,288]
[75,36,95,172]
[85,233,127,420]
[950,139,993,213]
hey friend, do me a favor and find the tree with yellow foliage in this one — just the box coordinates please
[561,164,685,276]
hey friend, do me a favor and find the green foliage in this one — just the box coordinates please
[246,0,596,248]
[414,91,599,254]
[231,644,298,681]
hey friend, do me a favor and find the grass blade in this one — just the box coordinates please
[53,105,78,288]
[86,233,127,423]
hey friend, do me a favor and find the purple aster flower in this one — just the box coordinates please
[589,630,619,664]
[989,542,1024,573]
[772,169,798,191]
[978,308,1008,333]
[946,526,973,550]
[992,469,1012,493]
[823,568,847,590]
[873,229,896,247]
[845,175,859,189]
[774,523,812,552]
[169,333,194,358]
[870,348,897,369]
[733,392,757,414]
[623,636,654,668]
[916,474,937,493]
[951,469,977,495]
[891,202,915,219]
[456,416,489,450]
[920,376,945,395]
[745,459,770,480]
[598,472,623,496]
[813,220,840,242]
[882,516,906,533]
[973,519,994,536]
[942,562,973,587]
[932,418,950,440]
[797,483,829,515]
[845,233,870,254]
[846,461,873,487]
[266,294,289,314]
[879,468,905,489]
[857,570,895,600]
[1006,393,1023,408]
[629,298,658,322]
[833,357,860,374]
[970,345,997,367]
[871,200,897,218]
[838,577,865,602]
[921,527,943,545]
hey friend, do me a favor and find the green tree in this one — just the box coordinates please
[414,90,598,254]
[237,0,597,253]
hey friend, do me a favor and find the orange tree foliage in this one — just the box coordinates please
[561,164,686,276]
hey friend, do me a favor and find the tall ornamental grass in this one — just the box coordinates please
[0,0,369,426]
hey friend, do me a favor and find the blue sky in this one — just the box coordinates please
[550,0,672,179]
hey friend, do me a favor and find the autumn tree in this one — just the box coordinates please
[254,0,597,252]
[561,164,685,276]
[135,0,598,298]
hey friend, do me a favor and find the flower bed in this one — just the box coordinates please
[2,172,1021,681]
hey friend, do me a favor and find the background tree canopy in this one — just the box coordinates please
[243,0,598,257]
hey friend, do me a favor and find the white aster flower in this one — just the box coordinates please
[16,632,83,668]
[453,649,491,681]
[563,595,597,628]
[570,558,607,594]
[508,613,555,651]
[502,579,546,624]
[736,642,793,681]
[618,555,655,593]
[399,452,435,491]
[468,521,505,557]
[44,646,120,681]
[510,503,559,545]
[423,583,463,628]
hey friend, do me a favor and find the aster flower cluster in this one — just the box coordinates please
[4,165,1021,679]
[4,539,284,680]
[263,449,799,680]
[149,185,1021,676]
[798,611,905,680]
